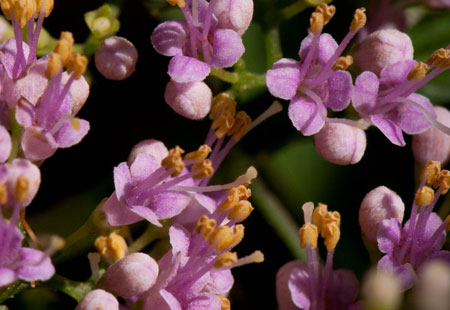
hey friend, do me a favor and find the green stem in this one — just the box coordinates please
[128,224,167,253]
[0,281,30,304]
[264,28,283,69]
[210,68,239,84]
[8,108,22,162]
[45,274,93,302]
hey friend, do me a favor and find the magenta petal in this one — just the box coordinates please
[53,118,90,148]
[377,255,415,290]
[406,212,446,251]
[299,33,338,66]
[21,126,58,161]
[353,71,379,116]
[168,55,211,83]
[325,70,353,111]
[371,115,406,146]
[287,263,311,309]
[149,191,191,219]
[0,125,11,163]
[16,248,55,282]
[392,93,434,135]
[113,162,132,200]
[207,270,234,294]
[377,218,402,254]
[15,98,35,128]
[160,289,182,310]
[0,39,30,78]
[0,267,17,287]
[331,269,359,307]
[103,193,141,226]
[186,293,220,310]
[211,29,244,68]
[379,60,416,89]
[288,96,326,136]
[276,261,306,310]
[266,58,300,100]
[151,21,188,57]
[130,205,162,227]
[169,225,190,257]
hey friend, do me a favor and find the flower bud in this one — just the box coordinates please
[213,0,253,35]
[428,0,450,8]
[362,269,402,310]
[75,289,119,310]
[314,123,367,165]
[412,106,450,167]
[355,29,413,75]
[359,186,405,242]
[164,80,212,120]
[127,139,169,166]
[95,36,138,81]
[84,4,119,39]
[104,252,159,298]
[4,159,41,208]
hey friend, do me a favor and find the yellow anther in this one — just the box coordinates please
[0,183,7,204]
[324,222,340,252]
[445,215,450,231]
[407,62,429,81]
[35,0,53,18]
[228,200,254,223]
[236,184,251,200]
[1,0,13,20]
[14,175,29,203]
[161,146,185,177]
[45,53,62,79]
[214,251,238,268]
[218,187,241,212]
[309,12,324,34]
[54,32,74,65]
[212,110,235,139]
[218,296,231,310]
[414,186,435,208]
[332,55,354,71]
[195,215,217,240]
[426,48,450,68]
[433,169,450,194]
[94,232,127,263]
[185,144,212,162]
[209,93,236,120]
[209,226,233,251]
[67,53,88,79]
[166,0,185,8]
[349,8,366,32]
[299,223,319,249]
[192,159,214,179]
[228,111,251,142]
[12,0,36,28]
[229,224,245,249]
[421,160,441,187]
[315,3,335,26]
[321,211,341,238]
[312,203,328,233]
[71,118,81,131]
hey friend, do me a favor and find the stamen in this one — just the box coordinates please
[0,183,7,204]
[0,0,12,20]
[218,296,231,310]
[324,222,340,251]
[13,0,36,28]
[185,145,212,162]
[407,62,429,81]
[229,224,245,248]
[87,252,101,282]
[94,232,128,263]
[426,48,450,68]
[66,53,88,79]
[70,118,81,130]
[315,3,336,26]
[245,101,283,134]
[214,251,237,268]
[192,159,214,179]
[45,53,62,79]
[195,215,217,240]
[312,203,328,233]
[309,12,324,34]
[212,110,235,138]
[161,146,185,177]
[349,8,366,32]
[54,31,74,66]
[236,185,251,200]
[332,55,353,71]
[227,200,254,223]
[299,223,318,248]
[415,186,435,208]
[421,160,441,186]
[35,0,53,18]
[210,93,237,120]
[166,0,185,8]
[320,211,341,239]
[209,226,233,251]
[433,170,450,194]
[228,111,251,142]
[14,175,29,203]
[229,250,264,268]
[218,187,241,212]
[302,201,315,223]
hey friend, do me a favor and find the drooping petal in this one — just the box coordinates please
[288,96,326,136]
[130,205,162,227]
[168,55,211,83]
[53,118,90,148]
[377,218,402,254]
[186,293,220,310]
[113,162,132,200]
[169,225,190,257]
[379,60,416,89]
[288,263,311,309]
[371,115,405,146]
[377,255,415,290]
[21,126,58,161]
[151,21,189,57]
[103,193,142,226]
[391,93,434,135]
[331,269,359,308]
[15,248,55,281]
[0,268,17,287]
[325,70,353,111]
[353,71,379,116]
[299,33,338,66]
[211,29,244,68]
[266,58,300,100]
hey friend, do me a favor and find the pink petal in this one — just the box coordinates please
[288,263,311,309]
[113,162,132,200]
[266,58,300,100]
[130,205,162,227]
[53,118,90,148]
[0,124,11,163]
[392,93,434,135]
[377,218,402,254]
[16,248,55,281]
[330,269,359,307]
[353,71,380,116]
[151,21,188,57]
[211,29,244,68]
[325,70,353,111]
[379,60,416,89]
[168,55,211,83]
[21,126,58,161]
[277,261,309,310]
[299,33,338,66]
[103,193,142,226]
[169,225,190,257]
[288,96,326,136]
[371,115,405,146]
[0,267,17,287]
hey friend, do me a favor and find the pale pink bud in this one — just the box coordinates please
[127,139,169,166]
[4,159,41,208]
[164,80,212,120]
[412,106,450,167]
[75,289,119,310]
[413,260,450,310]
[213,0,254,36]
[314,123,367,165]
[355,29,413,75]
[0,124,11,163]
[104,252,159,298]
[359,186,405,242]
[95,36,138,80]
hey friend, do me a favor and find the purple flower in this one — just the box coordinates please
[266,5,365,135]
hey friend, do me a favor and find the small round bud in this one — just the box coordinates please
[213,0,253,35]
[127,139,169,166]
[95,36,138,80]
[359,186,405,242]
[314,123,367,165]
[412,106,450,167]
[355,29,414,75]
[104,253,159,298]
[75,289,119,310]
[164,80,212,120]
[5,159,41,208]
[362,269,402,310]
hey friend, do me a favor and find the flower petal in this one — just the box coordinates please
[353,71,379,116]
[371,115,405,146]
[288,96,326,136]
[0,124,11,163]
[160,289,182,310]
[130,153,160,182]
[16,248,55,282]
[0,268,17,287]
[266,58,300,100]
[207,269,234,295]
[377,255,415,290]
[299,33,338,66]
[377,218,402,254]
[15,98,35,128]
[169,225,190,257]
[392,93,434,135]
[103,192,142,226]
[21,126,58,161]
[288,263,311,309]
[53,118,90,148]
[379,60,416,89]
[186,293,220,310]
[331,269,359,307]
[149,191,191,220]
[151,20,189,57]
[130,205,162,227]
[168,55,211,83]
[276,261,307,310]
[211,29,244,68]
[113,162,132,200]
[325,70,353,111]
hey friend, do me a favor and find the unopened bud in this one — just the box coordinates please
[362,269,402,310]
[75,289,119,310]
[5,159,41,208]
[85,4,120,39]
[359,186,405,242]
[314,123,367,165]
[164,80,212,120]
[128,139,169,166]
[213,0,253,35]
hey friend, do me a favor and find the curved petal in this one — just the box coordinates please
[377,218,402,254]
[130,205,162,227]
[168,55,211,83]
[211,29,244,68]
[21,126,58,161]
[149,191,191,220]
[0,267,17,287]
[169,225,190,257]
[276,261,307,310]
[331,269,359,307]
[266,58,300,100]
[15,98,35,128]
[160,289,182,310]
[207,269,234,294]
[151,20,189,57]
[299,33,338,66]
[404,212,446,252]
[371,115,405,146]
[288,263,311,309]
[353,71,379,116]
[325,70,353,111]
[392,93,434,135]
[103,192,142,226]
[113,162,132,200]
[16,248,55,281]
[13,60,48,106]
[53,118,90,148]
[379,60,416,89]
[288,96,326,136]
[173,193,217,230]
[130,153,160,182]
[186,293,220,310]
[377,255,415,290]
